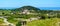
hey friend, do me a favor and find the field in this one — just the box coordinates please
[26,18,60,26]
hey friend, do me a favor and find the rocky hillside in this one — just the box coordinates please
[14,6,41,13]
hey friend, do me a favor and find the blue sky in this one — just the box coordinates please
[0,0,60,8]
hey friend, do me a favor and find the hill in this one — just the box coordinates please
[13,6,41,13]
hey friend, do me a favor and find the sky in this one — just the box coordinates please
[0,0,60,8]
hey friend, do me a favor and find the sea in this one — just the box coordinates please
[0,7,60,10]
[39,7,60,10]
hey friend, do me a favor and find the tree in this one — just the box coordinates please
[16,21,21,26]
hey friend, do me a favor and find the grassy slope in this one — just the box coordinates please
[26,18,59,26]
[0,18,4,24]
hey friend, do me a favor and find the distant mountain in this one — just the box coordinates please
[14,6,41,13]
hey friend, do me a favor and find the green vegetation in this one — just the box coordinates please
[26,18,58,26]
[0,18,4,24]
[16,21,21,26]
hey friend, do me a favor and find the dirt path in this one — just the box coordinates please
[0,17,15,26]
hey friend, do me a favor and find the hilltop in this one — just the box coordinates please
[12,6,41,13]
